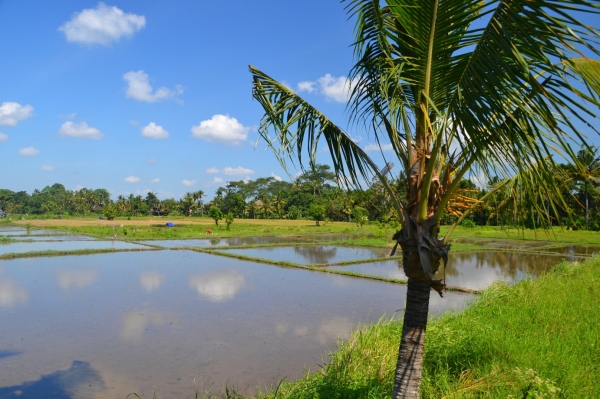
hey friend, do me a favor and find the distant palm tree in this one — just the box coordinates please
[251,0,600,396]
[571,146,600,228]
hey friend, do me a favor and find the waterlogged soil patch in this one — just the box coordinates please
[329,251,581,290]
[0,250,473,398]
[224,245,389,265]
[541,244,600,256]
[0,240,149,256]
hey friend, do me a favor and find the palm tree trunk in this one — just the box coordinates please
[585,182,589,229]
[392,233,437,398]
[392,278,431,398]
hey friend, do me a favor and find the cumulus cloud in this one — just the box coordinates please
[0,133,8,142]
[41,165,56,172]
[123,70,182,103]
[297,81,317,93]
[141,122,169,139]
[213,177,223,183]
[58,3,145,46]
[223,166,254,176]
[318,74,354,102]
[150,178,160,183]
[206,167,220,174]
[59,121,104,140]
[364,143,393,152]
[296,75,354,103]
[271,172,282,181]
[0,102,34,126]
[182,179,196,186]
[191,114,249,145]
[124,176,140,183]
[18,147,39,157]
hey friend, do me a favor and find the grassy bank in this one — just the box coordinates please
[246,256,599,398]
[10,218,600,246]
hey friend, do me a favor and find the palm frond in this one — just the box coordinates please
[250,65,406,221]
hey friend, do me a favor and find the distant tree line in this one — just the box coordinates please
[1,151,599,229]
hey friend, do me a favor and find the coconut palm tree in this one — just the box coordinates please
[250,0,600,396]
[570,145,600,228]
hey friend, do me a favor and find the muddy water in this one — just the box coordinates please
[0,240,150,255]
[329,251,582,290]
[225,245,390,264]
[0,250,473,398]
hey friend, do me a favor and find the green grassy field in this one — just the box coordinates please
[9,217,600,246]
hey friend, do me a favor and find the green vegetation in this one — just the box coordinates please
[208,206,224,226]
[244,257,600,399]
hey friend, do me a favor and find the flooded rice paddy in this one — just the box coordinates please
[328,251,582,290]
[224,245,389,264]
[0,228,595,398]
[0,240,149,256]
[0,250,471,398]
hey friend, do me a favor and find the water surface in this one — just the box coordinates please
[7,235,96,242]
[0,240,149,255]
[0,250,472,398]
[328,251,581,290]
[225,245,389,264]
[0,229,63,236]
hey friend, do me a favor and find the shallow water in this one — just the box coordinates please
[328,251,582,290]
[140,236,310,248]
[0,240,149,255]
[0,229,63,236]
[6,235,96,242]
[0,250,473,398]
[224,245,390,264]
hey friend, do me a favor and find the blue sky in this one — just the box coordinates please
[1,1,599,200]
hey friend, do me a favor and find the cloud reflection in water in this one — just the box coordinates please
[189,271,245,302]
[140,272,165,292]
[56,270,98,290]
[0,280,28,308]
[120,310,170,342]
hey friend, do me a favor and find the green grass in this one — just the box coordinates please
[242,256,600,399]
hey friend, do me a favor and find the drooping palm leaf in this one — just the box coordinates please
[250,65,406,222]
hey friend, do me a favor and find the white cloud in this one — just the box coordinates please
[124,176,140,183]
[0,102,34,126]
[58,3,145,46]
[150,178,160,184]
[297,75,354,103]
[206,167,220,174]
[223,166,255,176]
[213,177,223,183]
[0,133,8,142]
[18,147,39,157]
[123,70,181,103]
[129,120,140,126]
[271,172,282,181]
[58,121,104,140]
[364,143,393,152]
[297,81,316,93]
[141,122,169,139]
[191,114,249,145]
[318,74,353,103]
[41,165,56,172]
[147,158,158,164]
[182,179,196,186]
